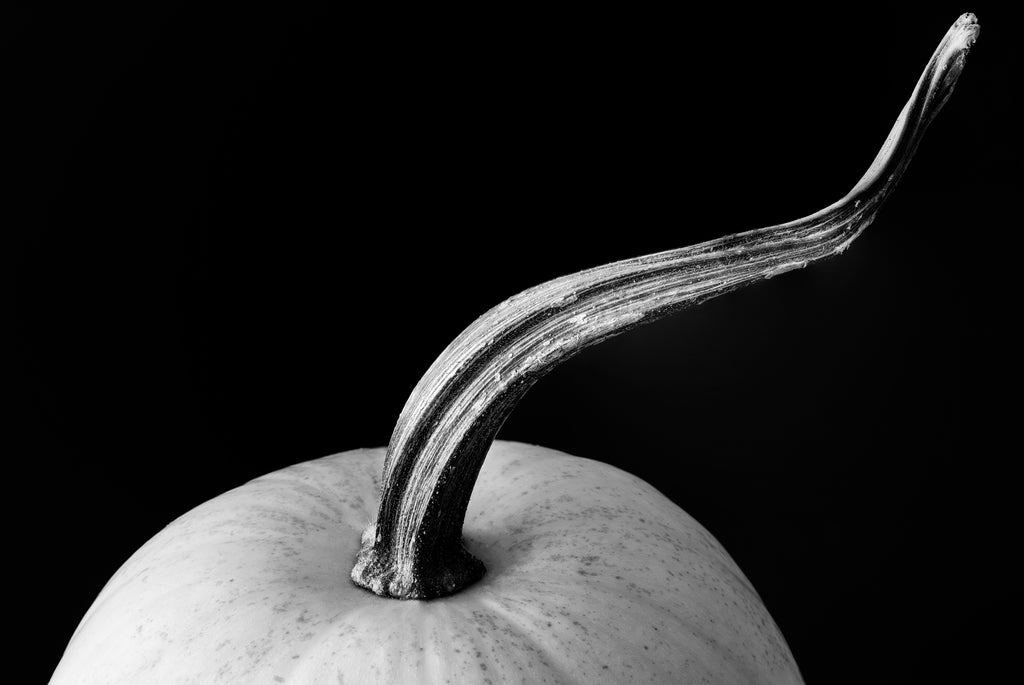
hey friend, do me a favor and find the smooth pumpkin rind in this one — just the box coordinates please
[51,441,802,684]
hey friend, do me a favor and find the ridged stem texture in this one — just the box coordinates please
[352,13,980,599]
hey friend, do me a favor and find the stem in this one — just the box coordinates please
[351,14,979,599]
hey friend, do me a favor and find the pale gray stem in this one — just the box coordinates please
[352,13,980,600]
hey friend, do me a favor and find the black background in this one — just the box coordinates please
[11,4,1016,683]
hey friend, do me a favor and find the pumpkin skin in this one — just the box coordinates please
[51,441,801,684]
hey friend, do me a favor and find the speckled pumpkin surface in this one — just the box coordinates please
[51,441,802,684]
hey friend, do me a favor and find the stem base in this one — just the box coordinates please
[351,531,485,599]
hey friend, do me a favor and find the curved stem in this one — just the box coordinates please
[352,13,979,599]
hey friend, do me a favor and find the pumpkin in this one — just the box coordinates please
[50,14,978,685]
[50,442,804,684]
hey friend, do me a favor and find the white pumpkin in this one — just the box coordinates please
[50,442,801,684]
[50,13,978,685]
